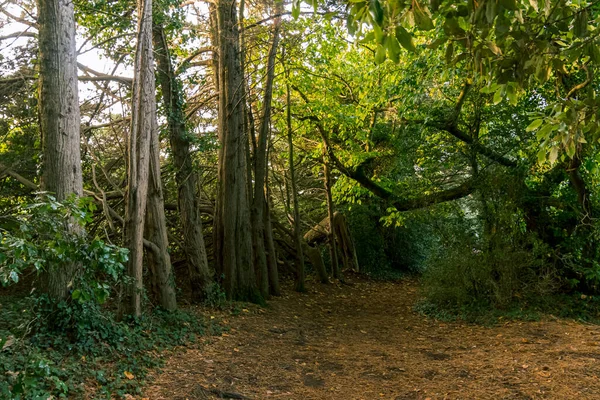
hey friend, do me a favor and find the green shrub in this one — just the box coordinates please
[422,232,557,309]
[0,195,209,399]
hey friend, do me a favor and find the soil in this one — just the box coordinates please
[144,276,600,400]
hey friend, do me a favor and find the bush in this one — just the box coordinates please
[0,194,128,305]
[0,195,210,399]
[422,229,557,309]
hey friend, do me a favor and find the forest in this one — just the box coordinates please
[1,0,600,398]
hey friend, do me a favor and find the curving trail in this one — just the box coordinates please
[145,277,600,400]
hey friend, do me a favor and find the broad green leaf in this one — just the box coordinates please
[387,37,401,63]
[445,41,454,64]
[375,44,386,64]
[566,140,576,158]
[486,0,497,24]
[537,148,546,163]
[395,26,416,52]
[413,8,434,31]
[526,119,543,132]
[428,37,447,49]
[499,0,517,10]
[493,85,503,105]
[369,0,384,26]
[549,146,559,164]
[574,11,588,38]
[535,123,554,140]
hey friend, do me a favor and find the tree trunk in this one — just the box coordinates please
[251,9,282,299]
[144,118,177,311]
[122,0,153,318]
[153,24,212,303]
[214,0,256,301]
[323,147,340,279]
[37,0,83,300]
[287,82,305,292]
[332,212,359,272]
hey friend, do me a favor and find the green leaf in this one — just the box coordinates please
[493,85,504,105]
[395,26,416,52]
[413,8,434,31]
[526,119,543,132]
[486,0,497,24]
[499,0,517,10]
[428,37,447,49]
[375,44,387,64]
[537,148,546,163]
[566,140,576,158]
[445,41,454,64]
[369,0,384,26]
[292,1,300,19]
[574,11,588,38]
[387,37,401,63]
[535,123,554,140]
[548,146,559,164]
[72,289,81,300]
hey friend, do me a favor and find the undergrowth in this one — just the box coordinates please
[0,296,213,399]
[415,294,600,327]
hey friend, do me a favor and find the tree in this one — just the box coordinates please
[122,0,154,318]
[153,23,212,303]
[213,0,256,300]
[37,0,84,300]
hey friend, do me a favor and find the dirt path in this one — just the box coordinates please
[145,277,600,399]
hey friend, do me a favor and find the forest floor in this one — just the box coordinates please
[144,276,600,400]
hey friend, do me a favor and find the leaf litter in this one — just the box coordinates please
[144,277,600,399]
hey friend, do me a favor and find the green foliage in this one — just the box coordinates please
[421,214,557,309]
[0,294,208,399]
[346,204,438,277]
[0,195,209,398]
[203,282,228,309]
[0,195,128,305]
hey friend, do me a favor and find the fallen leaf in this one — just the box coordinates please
[124,371,135,380]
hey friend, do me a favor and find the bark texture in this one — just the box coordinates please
[37,0,83,300]
[153,24,212,303]
[214,0,256,300]
[251,10,282,298]
[122,0,153,318]
[145,116,177,311]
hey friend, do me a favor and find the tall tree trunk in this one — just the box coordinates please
[153,24,212,303]
[323,146,340,279]
[122,0,153,318]
[251,8,282,299]
[37,0,83,300]
[209,3,224,283]
[287,82,305,292]
[214,0,256,300]
[144,119,177,311]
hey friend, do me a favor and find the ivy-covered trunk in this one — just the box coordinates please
[153,23,212,303]
[37,0,83,300]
